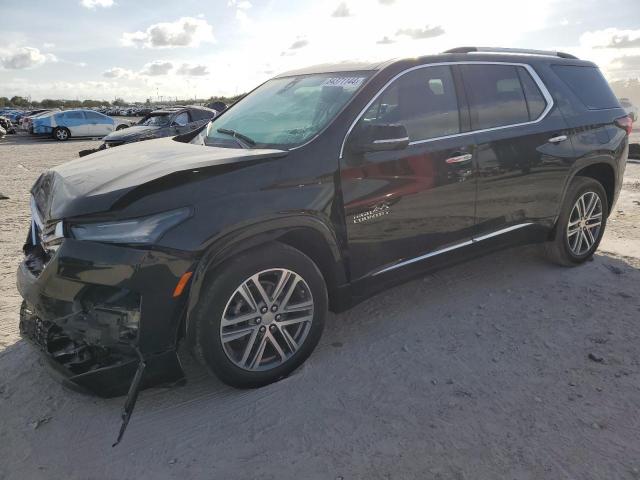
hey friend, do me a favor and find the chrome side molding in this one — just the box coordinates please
[372,222,534,276]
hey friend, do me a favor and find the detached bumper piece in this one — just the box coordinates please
[19,298,184,399]
[20,300,140,397]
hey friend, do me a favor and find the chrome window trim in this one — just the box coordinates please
[339,61,554,159]
[372,222,534,276]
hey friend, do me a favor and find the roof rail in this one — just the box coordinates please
[443,47,578,60]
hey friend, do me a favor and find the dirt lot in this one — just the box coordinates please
[0,133,639,480]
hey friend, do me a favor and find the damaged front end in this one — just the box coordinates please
[17,194,191,400]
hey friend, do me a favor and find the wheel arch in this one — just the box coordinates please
[574,162,615,212]
[181,215,350,345]
[550,160,616,241]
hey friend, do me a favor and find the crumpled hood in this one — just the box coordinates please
[32,137,287,221]
[103,125,161,143]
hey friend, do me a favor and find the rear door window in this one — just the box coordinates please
[361,65,460,142]
[85,111,106,121]
[461,64,534,130]
[63,111,86,120]
[190,109,214,121]
[551,65,619,110]
[173,111,190,126]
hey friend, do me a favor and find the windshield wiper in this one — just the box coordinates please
[217,128,256,149]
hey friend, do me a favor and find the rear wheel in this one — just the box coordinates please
[53,127,70,141]
[192,243,327,388]
[546,177,608,266]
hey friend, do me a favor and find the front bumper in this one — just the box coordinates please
[17,238,195,397]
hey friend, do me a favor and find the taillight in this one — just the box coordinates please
[615,115,633,135]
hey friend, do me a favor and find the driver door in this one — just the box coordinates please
[340,65,478,280]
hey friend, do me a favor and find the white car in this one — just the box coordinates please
[31,109,130,141]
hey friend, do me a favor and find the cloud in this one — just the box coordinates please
[43,42,55,49]
[0,47,55,70]
[581,28,640,49]
[228,0,251,9]
[332,2,351,17]
[80,0,114,8]
[122,17,214,48]
[176,63,209,76]
[610,55,640,73]
[140,61,173,76]
[396,25,445,40]
[376,36,394,45]
[379,0,395,3]
[103,67,135,79]
[289,39,309,49]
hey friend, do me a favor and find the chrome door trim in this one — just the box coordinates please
[339,61,554,159]
[371,222,534,276]
[373,137,410,144]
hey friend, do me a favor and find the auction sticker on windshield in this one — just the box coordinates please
[321,77,365,89]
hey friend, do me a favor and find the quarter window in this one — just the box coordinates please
[360,65,460,142]
[461,64,547,130]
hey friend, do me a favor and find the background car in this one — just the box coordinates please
[31,109,131,141]
[100,105,217,148]
[619,98,638,122]
[0,116,16,134]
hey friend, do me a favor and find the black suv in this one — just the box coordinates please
[100,105,217,149]
[18,47,630,398]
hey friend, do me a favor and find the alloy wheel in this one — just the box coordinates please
[219,268,314,371]
[56,129,68,140]
[566,191,602,256]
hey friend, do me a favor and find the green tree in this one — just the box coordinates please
[40,99,62,108]
[0,97,9,107]
[112,98,127,107]
[10,96,28,107]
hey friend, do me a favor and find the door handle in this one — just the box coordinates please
[445,153,473,164]
[548,135,568,144]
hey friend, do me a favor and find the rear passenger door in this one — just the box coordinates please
[62,111,88,137]
[85,111,114,137]
[341,65,478,280]
[460,63,574,236]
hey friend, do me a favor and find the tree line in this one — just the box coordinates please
[0,93,246,109]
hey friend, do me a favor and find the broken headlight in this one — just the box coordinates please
[70,207,191,244]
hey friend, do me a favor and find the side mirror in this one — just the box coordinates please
[349,123,410,153]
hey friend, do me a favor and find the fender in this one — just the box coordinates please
[182,212,349,345]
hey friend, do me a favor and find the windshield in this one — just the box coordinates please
[197,72,371,149]
[139,114,171,127]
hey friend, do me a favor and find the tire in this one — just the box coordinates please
[546,177,608,266]
[192,242,328,388]
[53,127,70,141]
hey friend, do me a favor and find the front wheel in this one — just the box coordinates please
[192,243,327,388]
[546,177,608,266]
[53,127,70,141]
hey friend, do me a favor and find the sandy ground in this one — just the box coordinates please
[0,132,639,480]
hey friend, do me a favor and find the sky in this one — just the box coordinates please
[1,0,640,102]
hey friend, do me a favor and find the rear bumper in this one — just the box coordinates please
[17,239,196,397]
[32,125,53,135]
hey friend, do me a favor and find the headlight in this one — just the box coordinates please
[70,207,191,244]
